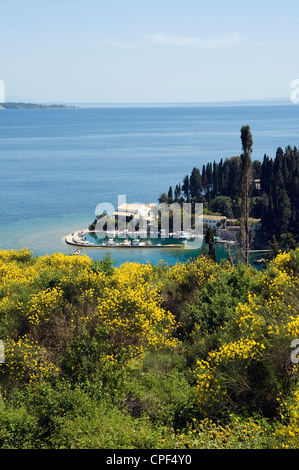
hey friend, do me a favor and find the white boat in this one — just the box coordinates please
[177,231,194,240]
[132,239,147,246]
[120,239,131,246]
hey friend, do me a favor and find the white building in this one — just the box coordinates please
[198,214,227,229]
[112,203,154,222]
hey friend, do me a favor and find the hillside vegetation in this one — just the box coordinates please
[161,136,299,250]
[0,248,298,449]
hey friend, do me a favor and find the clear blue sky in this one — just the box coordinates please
[1,0,299,103]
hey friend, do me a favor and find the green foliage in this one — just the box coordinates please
[0,248,298,449]
[60,326,126,401]
[186,264,258,334]
[161,130,299,244]
[267,235,280,261]
[124,367,195,428]
[204,227,217,262]
[91,252,115,276]
[123,349,196,428]
[1,383,166,449]
[210,195,233,217]
[0,400,40,449]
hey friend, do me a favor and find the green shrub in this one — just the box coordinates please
[0,400,40,449]
[123,368,196,428]
[185,264,258,334]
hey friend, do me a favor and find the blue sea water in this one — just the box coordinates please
[0,103,298,266]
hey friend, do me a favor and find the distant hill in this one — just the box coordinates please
[0,102,79,109]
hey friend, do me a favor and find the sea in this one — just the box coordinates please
[0,101,298,266]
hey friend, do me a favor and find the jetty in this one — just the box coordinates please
[65,230,183,249]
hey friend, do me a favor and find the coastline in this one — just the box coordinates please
[65,230,183,249]
[0,102,79,110]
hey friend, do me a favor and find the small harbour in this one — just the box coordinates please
[65,229,202,249]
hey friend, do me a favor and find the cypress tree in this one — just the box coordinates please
[240,125,253,265]
[201,165,207,196]
[174,183,181,202]
[182,175,190,202]
[190,167,202,202]
[168,186,174,204]
[213,161,219,197]
[205,226,217,262]
[275,188,292,237]
[206,162,213,199]
[218,158,224,194]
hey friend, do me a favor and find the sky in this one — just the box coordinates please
[1,0,299,104]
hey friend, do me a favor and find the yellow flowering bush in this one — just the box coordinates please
[0,335,59,393]
[96,266,178,360]
[274,388,299,448]
[0,251,181,393]
[192,249,299,418]
[0,247,298,449]
[26,287,63,325]
[166,256,220,291]
[161,414,273,449]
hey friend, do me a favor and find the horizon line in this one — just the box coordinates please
[68,97,292,108]
[4,97,292,108]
